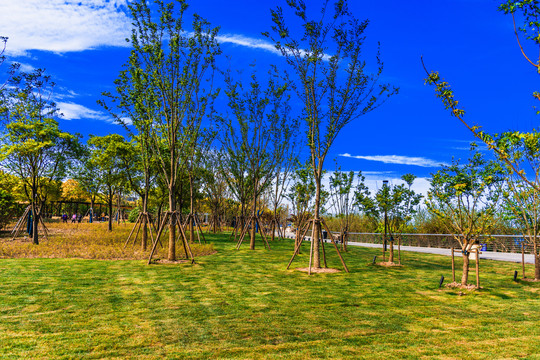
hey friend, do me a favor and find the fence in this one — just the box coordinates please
[340,232,533,254]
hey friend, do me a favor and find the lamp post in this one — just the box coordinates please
[383,180,388,262]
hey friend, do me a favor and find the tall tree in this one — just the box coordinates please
[216,68,291,250]
[120,0,220,261]
[265,0,398,268]
[0,69,81,243]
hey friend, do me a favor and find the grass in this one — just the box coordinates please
[1,225,540,359]
[0,221,214,260]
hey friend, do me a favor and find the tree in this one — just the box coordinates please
[201,149,227,233]
[73,146,102,223]
[265,0,398,268]
[423,2,540,280]
[87,134,126,232]
[426,146,504,285]
[120,0,220,261]
[496,132,540,279]
[0,69,80,244]
[328,164,355,251]
[216,68,291,250]
[287,160,318,251]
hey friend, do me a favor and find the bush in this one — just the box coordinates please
[128,207,140,223]
[0,189,16,230]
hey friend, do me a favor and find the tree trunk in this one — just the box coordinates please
[31,198,39,245]
[389,239,394,263]
[250,184,257,250]
[189,175,195,243]
[461,252,470,285]
[535,241,540,280]
[108,193,113,232]
[141,194,148,251]
[312,173,322,268]
[89,197,95,223]
[168,190,176,261]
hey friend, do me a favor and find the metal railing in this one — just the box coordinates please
[340,232,533,254]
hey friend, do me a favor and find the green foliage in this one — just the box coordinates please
[0,188,16,230]
[216,67,291,221]
[500,0,540,47]
[426,145,505,252]
[128,207,140,223]
[0,69,81,243]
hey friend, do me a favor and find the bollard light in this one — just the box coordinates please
[514,270,518,282]
[372,256,377,264]
[439,275,445,288]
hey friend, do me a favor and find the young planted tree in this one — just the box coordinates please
[201,149,227,233]
[328,165,356,251]
[114,137,158,250]
[121,0,220,262]
[184,128,215,243]
[73,147,101,223]
[265,0,398,268]
[216,69,291,250]
[426,146,504,285]
[87,134,126,232]
[287,160,317,252]
[496,132,540,279]
[0,69,80,244]
[267,116,299,242]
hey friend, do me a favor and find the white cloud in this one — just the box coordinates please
[217,34,281,56]
[217,33,331,60]
[339,153,448,168]
[57,101,109,122]
[15,62,35,72]
[0,0,130,55]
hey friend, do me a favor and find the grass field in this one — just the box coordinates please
[1,225,540,359]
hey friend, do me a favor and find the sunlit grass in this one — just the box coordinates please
[0,230,539,359]
[0,221,214,260]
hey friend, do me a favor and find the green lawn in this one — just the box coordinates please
[1,233,540,359]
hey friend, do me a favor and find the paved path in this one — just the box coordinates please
[347,241,535,264]
[282,231,534,264]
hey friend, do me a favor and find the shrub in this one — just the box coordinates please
[0,189,16,230]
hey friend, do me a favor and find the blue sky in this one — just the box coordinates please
[1,0,537,196]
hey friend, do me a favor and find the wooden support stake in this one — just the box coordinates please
[147,212,170,264]
[286,220,312,270]
[321,219,349,273]
[308,220,315,276]
[319,224,327,268]
[451,248,455,283]
[522,244,526,279]
[476,248,480,288]
[124,213,143,248]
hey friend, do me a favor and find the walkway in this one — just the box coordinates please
[348,241,535,264]
[282,231,534,264]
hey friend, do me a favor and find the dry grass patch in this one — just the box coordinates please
[0,221,215,260]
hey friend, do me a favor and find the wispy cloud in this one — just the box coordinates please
[15,62,35,72]
[0,0,130,55]
[57,102,110,122]
[217,33,331,60]
[216,34,281,56]
[340,153,448,168]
